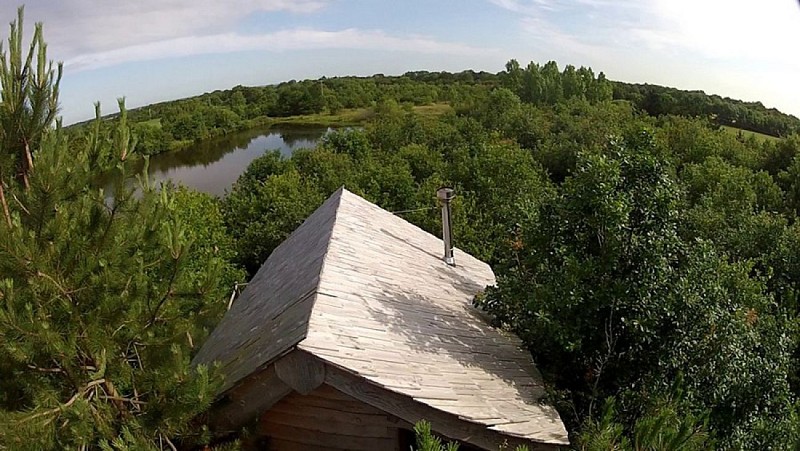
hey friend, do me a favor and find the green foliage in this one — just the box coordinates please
[132,122,172,155]
[200,69,800,449]
[218,95,800,446]
[680,156,785,261]
[0,106,234,449]
[614,82,799,138]
[529,99,646,181]
[0,102,239,449]
[6,16,796,447]
[223,120,552,275]
[779,152,800,216]
[479,130,798,448]
[411,420,530,451]
[171,187,246,294]
[502,59,612,107]
[64,58,800,166]
[0,15,240,444]
[762,135,800,176]
[413,421,460,451]
[0,6,62,188]
[223,165,326,274]
[578,396,712,451]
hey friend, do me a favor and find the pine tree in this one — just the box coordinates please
[0,9,241,450]
[0,6,62,223]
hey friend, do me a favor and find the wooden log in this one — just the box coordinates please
[210,364,292,432]
[274,349,326,395]
[262,409,392,437]
[259,385,408,451]
[261,423,396,450]
[263,438,343,451]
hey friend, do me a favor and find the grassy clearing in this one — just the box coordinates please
[721,125,781,143]
[133,102,453,131]
[137,118,162,128]
[412,102,453,118]
[266,103,452,127]
[268,108,372,127]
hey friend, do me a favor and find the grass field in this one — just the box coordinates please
[721,125,781,143]
[137,118,162,128]
[412,103,454,118]
[268,108,372,127]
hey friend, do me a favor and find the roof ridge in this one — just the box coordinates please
[298,185,347,333]
[191,187,348,392]
[265,185,346,263]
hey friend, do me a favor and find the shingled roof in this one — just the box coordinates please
[193,187,568,449]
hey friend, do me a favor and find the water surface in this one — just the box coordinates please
[143,125,329,196]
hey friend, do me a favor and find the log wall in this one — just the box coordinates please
[256,383,411,451]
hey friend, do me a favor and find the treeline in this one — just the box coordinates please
[75,60,799,157]
[120,63,613,155]
[117,73,493,155]
[614,82,800,137]
[500,59,614,105]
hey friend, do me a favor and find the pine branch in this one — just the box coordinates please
[26,364,63,373]
[93,193,127,259]
[98,395,146,406]
[18,378,106,424]
[21,138,31,190]
[147,259,181,327]
[35,270,73,303]
[163,434,178,451]
[0,182,11,227]
[102,379,131,419]
[10,191,30,215]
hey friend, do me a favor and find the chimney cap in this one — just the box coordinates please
[437,187,455,201]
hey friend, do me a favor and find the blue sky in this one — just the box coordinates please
[3,0,799,124]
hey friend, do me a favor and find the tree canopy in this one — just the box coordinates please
[219,85,800,448]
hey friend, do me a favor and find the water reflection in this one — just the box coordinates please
[142,125,329,197]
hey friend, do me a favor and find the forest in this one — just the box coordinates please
[3,7,800,451]
[75,58,799,157]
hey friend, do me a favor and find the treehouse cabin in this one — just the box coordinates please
[193,188,568,450]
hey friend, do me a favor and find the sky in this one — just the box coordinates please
[2,0,798,125]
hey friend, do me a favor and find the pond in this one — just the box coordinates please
[141,125,331,197]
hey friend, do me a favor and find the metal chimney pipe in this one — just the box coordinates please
[437,187,455,266]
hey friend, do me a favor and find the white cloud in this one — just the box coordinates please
[0,0,329,59]
[64,28,499,72]
[5,1,496,76]
[648,0,800,67]
[519,16,609,59]
[490,0,641,14]
[491,0,800,69]
[489,0,558,13]
[490,0,655,59]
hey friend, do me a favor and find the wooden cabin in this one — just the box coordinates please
[193,188,568,450]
